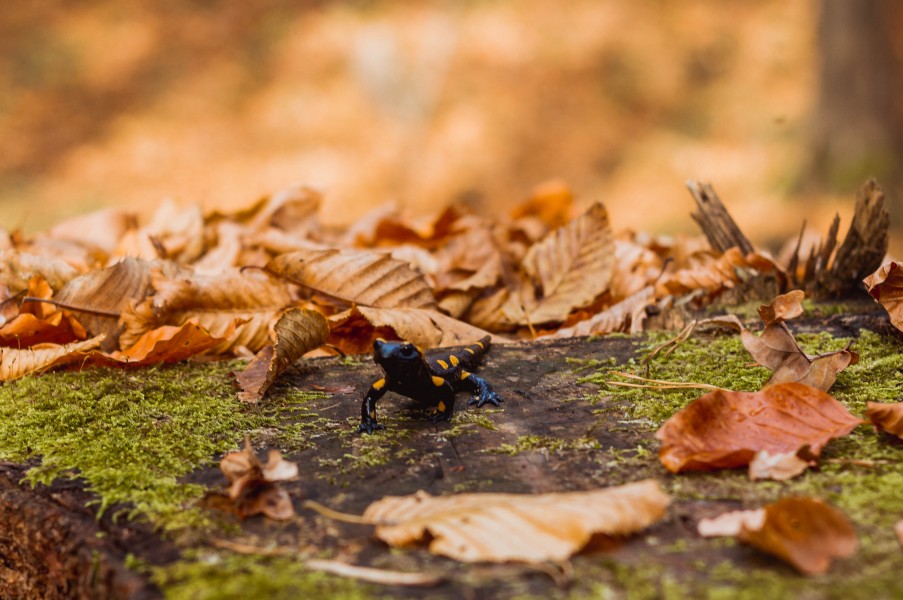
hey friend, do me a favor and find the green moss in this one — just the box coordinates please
[0,362,277,531]
[488,434,601,456]
[153,551,368,600]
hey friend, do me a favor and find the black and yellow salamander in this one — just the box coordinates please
[358,335,502,434]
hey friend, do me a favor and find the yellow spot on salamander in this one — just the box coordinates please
[449,355,459,366]
[437,401,446,413]
[436,359,449,369]
[370,411,376,419]
[465,348,476,355]
[460,370,472,380]
[432,376,446,387]
[372,378,386,390]
[475,341,485,349]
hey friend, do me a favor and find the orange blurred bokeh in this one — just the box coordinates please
[0,1,870,250]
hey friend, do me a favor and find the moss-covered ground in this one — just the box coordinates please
[0,323,901,598]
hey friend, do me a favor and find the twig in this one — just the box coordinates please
[606,371,727,392]
[302,500,371,524]
[305,559,443,588]
[21,297,120,317]
[643,320,696,364]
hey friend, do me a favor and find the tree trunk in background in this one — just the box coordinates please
[812,0,903,202]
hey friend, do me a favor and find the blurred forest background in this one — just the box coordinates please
[2,0,902,252]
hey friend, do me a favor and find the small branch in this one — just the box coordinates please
[607,371,727,392]
[302,500,371,524]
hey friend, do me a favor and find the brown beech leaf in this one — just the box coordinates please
[102,321,234,366]
[865,401,903,438]
[266,248,436,310]
[220,437,298,520]
[47,207,135,256]
[0,250,80,292]
[701,498,857,575]
[327,306,499,355]
[747,449,813,481]
[233,308,329,402]
[656,247,778,297]
[863,261,903,332]
[0,335,105,382]
[714,292,857,391]
[120,269,294,355]
[0,277,86,346]
[501,202,614,325]
[655,383,862,473]
[53,258,179,351]
[546,286,654,338]
[362,480,670,563]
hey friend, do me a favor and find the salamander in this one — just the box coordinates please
[358,335,502,434]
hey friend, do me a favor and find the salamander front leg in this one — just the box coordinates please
[462,372,502,408]
[359,378,387,434]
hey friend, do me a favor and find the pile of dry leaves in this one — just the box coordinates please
[3,177,903,580]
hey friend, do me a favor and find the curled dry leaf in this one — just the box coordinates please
[102,321,235,366]
[748,449,813,481]
[656,247,778,297]
[121,269,293,354]
[220,437,298,520]
[655,383,862,473]
[699,497,857,575]
[266,248,436,310]
[863,261,903,332]
[234,308,329,402]
[714,291,857,391]
[0,335,105,382]
[327,306,499,355]
[865,401,903,438]
[501,202,615,325]
[362,479,670,563]
[0,277,87,346]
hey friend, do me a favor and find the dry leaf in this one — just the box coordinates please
[120,268,293,354]
[748,449,812,481]
[546,286,654,338]
[362,480,670,563]
[104,321,234,366]
[53,258,174,351]
[715,291,858,391]
[233,308,329,402]
[863,261,903,332]
[47,207,135,256]
[0,250,80,292]
[327,306,499,355]
[656,247,777,297]
[697,497,857,575]
[220,437,298,520]
[0,277,86,346]
[655,383,862,473]
[0,335,105,382]
[895,521,903,549]
[698,509,765,538]
[266,248,436,310]
[742,498,857,575]
[501,202,614,325]
[865,401,903,438]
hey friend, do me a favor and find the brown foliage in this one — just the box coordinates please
[655,383,862,473]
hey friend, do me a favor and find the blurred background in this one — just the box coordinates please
[2,0,902,251]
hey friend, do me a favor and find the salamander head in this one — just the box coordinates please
[373,339,425,375]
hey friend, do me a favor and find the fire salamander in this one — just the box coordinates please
[359,335,502,434]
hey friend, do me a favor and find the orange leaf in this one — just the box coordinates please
[865,401,903,438]
[698,497,857,575]
[105,321,231,365]
[655,383,862,473]
[864,261,903,332]
[0,335,105,382]
[233,308,329,402]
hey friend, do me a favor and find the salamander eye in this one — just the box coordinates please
[399,345,416,357]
